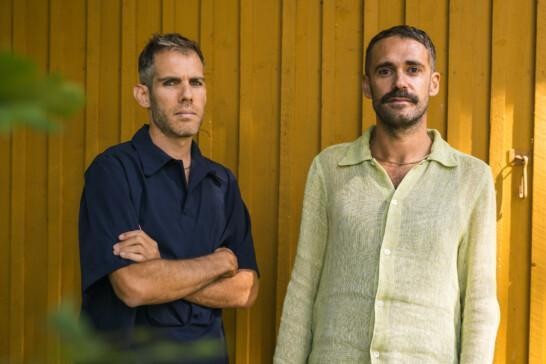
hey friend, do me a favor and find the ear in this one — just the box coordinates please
[362,76,372,99]
[429,71,440,97]
[133,84,151,108]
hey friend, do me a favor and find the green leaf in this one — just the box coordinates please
[0,51,85,133]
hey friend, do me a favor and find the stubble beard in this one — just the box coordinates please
[372,88,428,133]
[150,95,200,139]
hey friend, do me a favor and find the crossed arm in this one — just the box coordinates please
[108,230,259,309]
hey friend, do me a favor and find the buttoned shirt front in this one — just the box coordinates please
[274,127,499,364]
[79,125,258,363]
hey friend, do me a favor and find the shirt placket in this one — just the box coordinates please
[369,160,429,363]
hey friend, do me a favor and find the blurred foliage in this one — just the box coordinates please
[49,302,223,363]
[0,51,85,132]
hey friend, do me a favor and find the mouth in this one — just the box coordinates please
[385,97,414,104]
[174,111,196,118]
[380,89,419,105]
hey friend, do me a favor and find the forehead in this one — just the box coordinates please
[152,49,204,77]
[369,36,431,67]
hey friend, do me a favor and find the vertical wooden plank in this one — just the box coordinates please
[238,1,256,361]
[0,0,12,49]
[50,0,86,311]
[198,1,240,361]
[204,0,239,170]
[362,0,378,130]
[529,0,546,362]
[121,0,137,141]
[161,0,175,33]
[9,1,27,361]
[489,0,510,360]
[85,0,100,167]
[405,0,449,137]
[0,0,13,358]
[198,0,214,156]
[0,132,11,360]
[23,0,50,361]
[238,0,281,362]
[362,0,405,130]
[130,0,161,139]
[46,0,63,360]
[504,1,534,362]
[321,0,335,147]
[277,0,297,335]
[320,0,363,148]
[445,0,491,159]
[9,121,26,364]
[378,0,405,27]
[121,0,160,142]
[276,0,322,330]
[172,0,200,41]
[97,0,122,153]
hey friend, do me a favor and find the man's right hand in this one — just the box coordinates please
[113,229,160,262]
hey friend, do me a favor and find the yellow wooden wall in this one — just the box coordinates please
[0,1,544,363]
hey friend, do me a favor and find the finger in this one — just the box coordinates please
[113,238,144,254]
[116,242,147,253]
[114,233,156,250]
[118,251,145,262]
[118,229,148,240]
[115,240,160,260]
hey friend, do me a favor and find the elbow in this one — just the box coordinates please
[109,270,147,308]
[237,273,259,308]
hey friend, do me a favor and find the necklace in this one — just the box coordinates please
[373,154,429,166]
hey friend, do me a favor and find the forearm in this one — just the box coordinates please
[109,251,235,307]
[185,269,259,309]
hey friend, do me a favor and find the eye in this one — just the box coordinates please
[377,68,392,76]
[190,78,205,87]
[407,66,420,74]
[163,79,179,86]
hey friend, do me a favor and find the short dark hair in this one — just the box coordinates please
[138,33,205,87]
[364,25,436,75]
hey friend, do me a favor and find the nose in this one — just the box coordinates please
[179,81,193,102]
[394,70,408,90]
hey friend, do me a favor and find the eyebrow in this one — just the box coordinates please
[405,60,425,67]
[374,60,426,71]
[156,76,205,82]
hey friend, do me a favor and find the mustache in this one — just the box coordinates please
[380,89,419,104]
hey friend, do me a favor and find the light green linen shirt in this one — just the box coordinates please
[274,127,499,364]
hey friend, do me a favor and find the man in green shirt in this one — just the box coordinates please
[274,25,499,363]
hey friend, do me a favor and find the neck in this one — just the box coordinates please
[148,124,192,165]
[370,121,432,164]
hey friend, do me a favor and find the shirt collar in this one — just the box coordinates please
[338,126,458,168]
[131,125,223,183]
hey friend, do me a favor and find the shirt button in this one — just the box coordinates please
[391,199,398,205]
[384,248,391,256]
[372,351,380,358]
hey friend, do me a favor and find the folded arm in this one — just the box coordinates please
[109,230,239,307]
[185,269,259,308]
[109,229,258,309]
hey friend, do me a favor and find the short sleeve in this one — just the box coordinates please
[220,170,259,274]
[79,155,141,293]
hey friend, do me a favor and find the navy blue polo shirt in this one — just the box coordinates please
[79,125,258,363]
